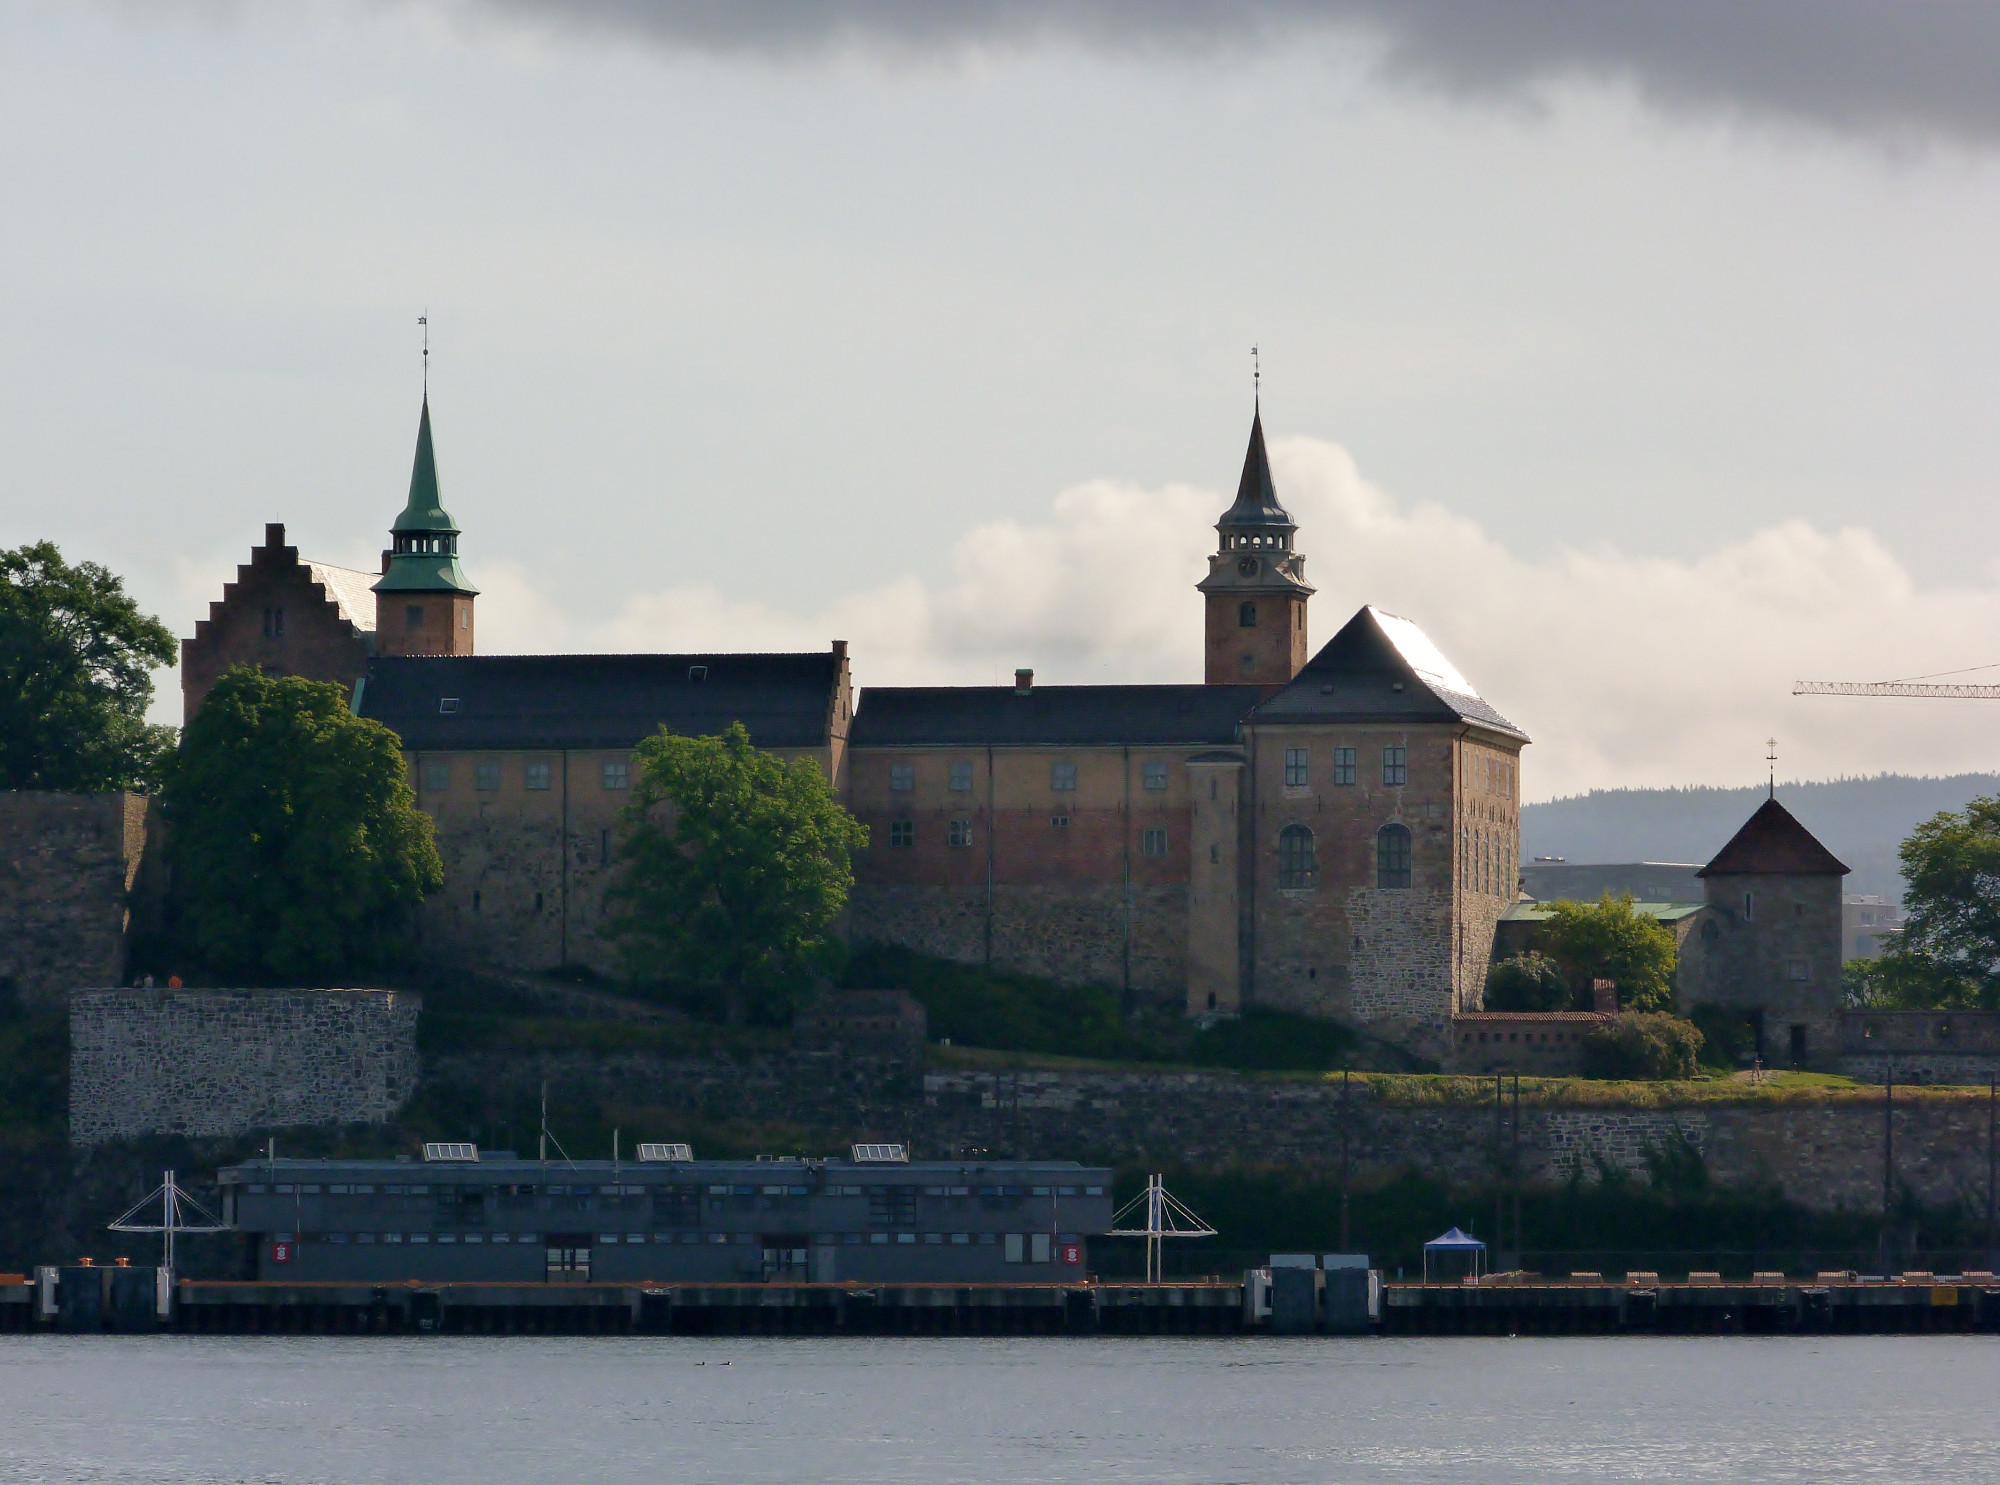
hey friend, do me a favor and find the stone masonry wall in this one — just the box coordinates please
[69,989,421,1145]
[0,792,149,1007]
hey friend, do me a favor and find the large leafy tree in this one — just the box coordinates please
[607,721,869,1026]
[0,541,176,791]
[1861,794,2000,1009]
[165,667,442,983]
[1536,893,1678,1013]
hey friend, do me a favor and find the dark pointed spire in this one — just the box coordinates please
[373,396,479,596]
[392,397,451,533]
[1217,407,1295,532]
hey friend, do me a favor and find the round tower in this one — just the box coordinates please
[372,397,478,656]
[1197,406,1313,684]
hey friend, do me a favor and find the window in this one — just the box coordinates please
[1051,760,1077,791]
[687,665,707,682]
[1277,825,1317,890]
[420,760,449,793]
[438,697,460,715]
[948,762,973,792]
[1141,828,1168,859]
[1050,813,1071,829]
[405,604,424,629]
[1005,1233,1025,1263]
[1328,746,1355,787]
[1743,891,1755,921]
[890,763,915,792]
[889,819,915,848]
[1239,601,1258,628]
[947,819,974,848]
[1788,958,1811,982]
[1377,824,1412,889]
[1209,844,1219,864]
[1142,761,1168,791]
[524,761,551,791]
[1284,747,1309,788]
[475,761,500,792]
[602,760,629,791]
[1382,745,1407,786]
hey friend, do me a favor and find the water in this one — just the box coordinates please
[2,1335,1996,1484]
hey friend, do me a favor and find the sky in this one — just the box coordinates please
[6,1,2000,799]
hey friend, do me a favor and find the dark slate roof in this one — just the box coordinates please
[356,652,841,752]
[850,684,1262,748]
[1251,605,1529,741]
[1215,408,1296,532]
[1697,798,1850,878]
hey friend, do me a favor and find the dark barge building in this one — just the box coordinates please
[218,1146,1114,1285]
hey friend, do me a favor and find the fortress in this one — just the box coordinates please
[183,395,1531,1060]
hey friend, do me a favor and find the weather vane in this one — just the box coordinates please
[419,312,429,395]
[1251,344,1260,403]
[1766,737,1777,800]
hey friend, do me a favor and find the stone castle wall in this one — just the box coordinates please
[0,792,150,1007]
[69,988,421,1145]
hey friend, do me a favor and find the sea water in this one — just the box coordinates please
[1,1334,1995,1483]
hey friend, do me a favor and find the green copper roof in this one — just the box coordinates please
[374,398,479,596]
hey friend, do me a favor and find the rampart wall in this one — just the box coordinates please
[0,792,150,1007]
[69,988,421,1145]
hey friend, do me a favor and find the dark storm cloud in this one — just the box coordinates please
[460,0,2000,141]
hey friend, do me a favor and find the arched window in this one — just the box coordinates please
[1278,824,1317,890]
[1239,601,1258,628]
[1377,824,1412,889]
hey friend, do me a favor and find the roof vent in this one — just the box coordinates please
[438,697,460,715]
[688,665,708,682]
[1390,682,1405,692]
[1014,669,1034,694]
[637,1142,694,1162]
[851,1143,908,1164]
[422,1142,478,1162]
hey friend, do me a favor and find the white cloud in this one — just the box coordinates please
[461,436,2000,800]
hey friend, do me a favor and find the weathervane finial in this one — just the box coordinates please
[419,312,429,397]
[1766,737,1777,800]
[1251,344,1260,406]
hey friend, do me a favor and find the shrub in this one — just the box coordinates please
[1580,1011,1704,1081]
[1484,952,1574,1012]
[1685,1003,1755,1069]
[1538,894,1679,1012]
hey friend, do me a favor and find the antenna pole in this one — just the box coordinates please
[540,1080,548,1167]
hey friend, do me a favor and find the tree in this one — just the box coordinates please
[0,541,176,791]
[1580,1011,1704,1081]
[1484,951,1574,1012]
[1866,795,2000,1008]
[606,721,869,1026]
[1537,893,1678,1013]
[165,667,442,983]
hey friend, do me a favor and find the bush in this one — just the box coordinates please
[1485,952,1574,1012]
[1685,1003,1755,1069]
[1580,1011,1704,1081]
[1538,894,1679,1012]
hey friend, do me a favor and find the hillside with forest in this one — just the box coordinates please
[1521,773,2000,901]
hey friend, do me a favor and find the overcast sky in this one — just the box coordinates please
[6,1,2000,798]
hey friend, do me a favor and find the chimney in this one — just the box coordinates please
[1591,979,1619,1014]
[1014,668,1034,694]
[264,522,287,551]
[381,549,393,575]
[832,639,848,660]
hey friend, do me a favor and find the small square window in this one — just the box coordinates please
[1284,747,1309,788]
[1333,747,1357,786]
[1141,828,1168,859]
[1142,761,1168,791]
[947,818,974,848]
[1382,745,1407,786]
[1051,761,1077,791]
[602,760,629,791]
[474,761,500,792]
[438,697,459,715]
[948,762,973,792]
[420,760,449,793]
[1788,958,1811,982]
[890,763,915,792]
[889,818,915,848]
[1051,813,1071,829]
[405,605,424,630]
[524,761,551,791]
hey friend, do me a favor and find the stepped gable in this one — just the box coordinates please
[1697,797,1850,878]
[850,684,1262,748]
[1251,604,1528,740]
[357,651,843,751]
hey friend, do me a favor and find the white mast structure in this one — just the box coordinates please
[108,1169,231,1272]
[1107,1174,1218,1283]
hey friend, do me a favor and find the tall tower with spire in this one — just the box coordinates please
[373,398,478,656]
[1197,406,1314,685]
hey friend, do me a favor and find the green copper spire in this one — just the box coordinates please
[373,397,479,596]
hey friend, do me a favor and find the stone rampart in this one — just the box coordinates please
[0,792,150,1007]
[69,988,421,1145]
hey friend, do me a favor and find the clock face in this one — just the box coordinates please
[1237,557,1260,577]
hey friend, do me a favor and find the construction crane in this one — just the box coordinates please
[1795,667,2000,700]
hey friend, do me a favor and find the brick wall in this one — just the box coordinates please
[0,792,149,1007]
[68,988,421,1145]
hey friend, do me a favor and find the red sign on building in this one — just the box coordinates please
[269,1241,293,1264]
[1060,1243,1081,1266]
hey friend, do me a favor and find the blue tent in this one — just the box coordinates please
[1423,1227,1487,1281]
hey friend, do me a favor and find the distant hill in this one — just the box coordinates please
[1520,774,2000,902]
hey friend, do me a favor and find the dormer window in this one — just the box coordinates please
[438,697,460,715]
